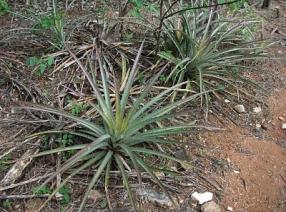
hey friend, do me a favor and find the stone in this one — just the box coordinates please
[224,99,230,103]
[201,201,221,212]
[282,123,286,130]
[255,123,262,131]
[234,104,246,113]
[87,190,104,202]
[136,187,174,207]
[174,149,189,160]
[191,191,213,204]
[261,123,268,130]
[278,116,285,121]
[227,206,234,211]
[253,106,262,114]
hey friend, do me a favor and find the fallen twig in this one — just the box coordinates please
[0,173,53,192]
[1,140,41,186]
[0,194,49,200]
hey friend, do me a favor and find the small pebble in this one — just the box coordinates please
[227,206,234,211]
[261,123,268,130]
[282,123,286,130]
[201,201,221,212]
[278,116,285,121]
[234,104,246,113]
[255,123,262,131]
[253,106,262,113]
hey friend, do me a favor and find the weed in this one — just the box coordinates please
[32,185,52,195]
[0,0,9,16]
[58,133,73,147]
[57,133,75,161]
[58,185,70,205]
[0,154,11,171]
[99,199,108,209]
[26,56,54,76]
[32,184,70,205]
[159,74,167,83]
[2,199,12,210]
[69,101,87,116]
[218,0,246,12]
[128,0,158,17]
[34,10,65,50]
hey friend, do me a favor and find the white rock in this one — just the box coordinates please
[224,99,230,103]
[201,201,221,212]
[255,123,262,131]
[234,104,246,113]
[234,170,240,174]
[191,191,213,204]
[282,123,286,130]
[253,107,262,113]
[227,206,233,211]
[55,192,63,200]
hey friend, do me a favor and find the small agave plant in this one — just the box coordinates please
[159,6,268,101]
[23,43,201,211]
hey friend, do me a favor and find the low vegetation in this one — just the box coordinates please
[0,0,271,211]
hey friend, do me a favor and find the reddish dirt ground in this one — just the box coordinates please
[203,89,286,212]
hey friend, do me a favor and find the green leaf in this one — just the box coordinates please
[79,151,113,212]
[0,0,10,16]
[38,63,47,75]
[39,16,53,29]
[59,185,70,205]
[21,105,105,136]
[26,56,40,67]
[2,200,12,210]
[33,185,52,195]
[130,147,183,164]
[47,56,54,66]
[120,41,144,111]
[114,154,137,210]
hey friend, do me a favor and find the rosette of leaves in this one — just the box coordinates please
[22,43,201,211]
[159,7,268,102]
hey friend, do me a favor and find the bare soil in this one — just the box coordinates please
[204,112,286,211]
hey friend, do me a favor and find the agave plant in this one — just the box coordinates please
[158,6,268,101]
[22,43,202,211]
